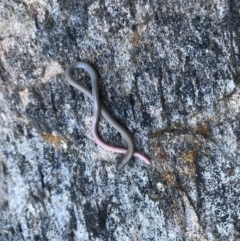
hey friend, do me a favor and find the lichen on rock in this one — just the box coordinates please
[0,0,240,240]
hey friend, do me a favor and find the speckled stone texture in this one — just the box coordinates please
[0,0,240,240]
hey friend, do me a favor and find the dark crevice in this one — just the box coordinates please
[38,165,45,189]
[228,0,240,82]
[50,82,58,116]
[18,223,25,241]
[178,177,202,225]
[157,66,169,127]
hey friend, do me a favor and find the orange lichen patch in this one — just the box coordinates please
[183,150,195,163]
[197,124,209,138]
[132,32,140,46]
[203,118,213,123]
[181,150,196,177]
[174,122,182,128]
[163,173,176,189]
[159,152,168,160]
[149,131,163,138]
[42,132,67,149]
[154,144,168,160]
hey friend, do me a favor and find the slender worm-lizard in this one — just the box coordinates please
[65,61,151,170]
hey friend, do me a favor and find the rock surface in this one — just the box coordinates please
[0,0,240,240]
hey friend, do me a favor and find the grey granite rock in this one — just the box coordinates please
[0,0,240,240]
